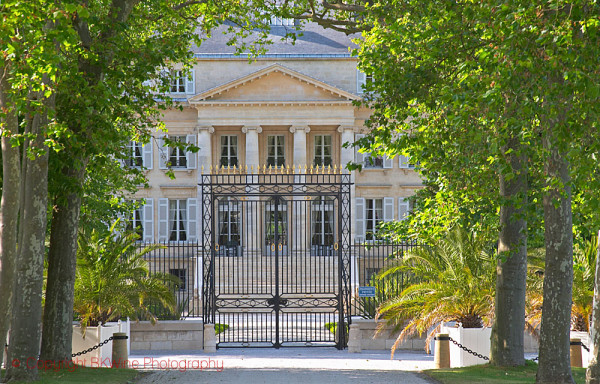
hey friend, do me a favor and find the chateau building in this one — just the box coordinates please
[126,22,423,330]
[130,22,422,245]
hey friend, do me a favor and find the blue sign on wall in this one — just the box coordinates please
[358,286,376,298]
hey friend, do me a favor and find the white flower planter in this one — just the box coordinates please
[440,325,491,368]
[72,320,130,367]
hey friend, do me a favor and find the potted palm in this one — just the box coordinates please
[72,223,177,364]
[375,226,495,366]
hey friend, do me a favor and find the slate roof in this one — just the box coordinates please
[193,22,359,56]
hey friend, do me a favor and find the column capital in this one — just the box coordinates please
[337,125,356,133]
[242,125,262,134]
[289,125,310,134]
[197,124,215,134]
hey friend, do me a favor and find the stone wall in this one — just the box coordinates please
[350,318,427,351]
[130,320,204,351]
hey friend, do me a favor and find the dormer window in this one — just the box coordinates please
[357,70,373,94]
[169,69,195,94]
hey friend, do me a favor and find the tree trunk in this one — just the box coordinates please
[586,230,600,384]
[490,135,527,367]
[41,163,87,362]
[5,106,50,382]
[0,58,21,380]
[536,129,574,384]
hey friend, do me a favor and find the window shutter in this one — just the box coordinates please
[357,70,367,94]
[399,155,410,169]
[354,134,365,167]
[384,197,394,222]
[158,198,169,242]
[158,135,167,169]
[383,154,393,169]
[143,141,153,170]
[186,134,197,169]
[185,70,195,94]
[187,198,198,242]
[355,198,365,243]
[143,198,154,242]
[399,197,410,220]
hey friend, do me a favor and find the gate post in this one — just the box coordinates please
[204,324,216,353]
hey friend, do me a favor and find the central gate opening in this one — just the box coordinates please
[201,169,351,349]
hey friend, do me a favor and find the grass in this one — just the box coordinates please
[1,366,139,384]
[424,361,587,383]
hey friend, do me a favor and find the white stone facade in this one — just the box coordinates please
[128,24,423,247]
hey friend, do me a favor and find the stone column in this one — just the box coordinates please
[290,125,310,253]
[242,125,262,169]
[197,124,214,173]
[242,126,262,255]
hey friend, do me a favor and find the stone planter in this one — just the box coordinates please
[440,325,491,368]
[571,330,591,368]
[348,318,427,351]
[72,320,130,367]
[130,320,204,351]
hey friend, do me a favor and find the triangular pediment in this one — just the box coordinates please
[189,64,359,104]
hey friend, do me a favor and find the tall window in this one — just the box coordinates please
[125,141,143,167]
[267,135,285,167]
[168,135,187,168]
[265,199,287,249]
[365,199,383,240]
[127,201,144,239]
[170,70,185,93]
[312,197,334,246]
[313,135,332,167]
[169,199,187,241]
[218,199,240,248]
[220,135,239,167]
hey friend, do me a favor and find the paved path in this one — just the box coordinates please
[132,348,436,384]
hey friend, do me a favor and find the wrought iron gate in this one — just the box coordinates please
[201,169,351,349]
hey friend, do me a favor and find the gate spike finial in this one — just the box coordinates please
[292,164,296,174]
[309,164,314,174]
[210,165,213,173]
[286,164,290,174]
[245,165,248,174]
[281,164,284,174]
[263,164,266,174]
[328,165,331,174]
[268,164,272,174]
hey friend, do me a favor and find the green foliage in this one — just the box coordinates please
[571,236,597,331]
[352,0,600,246]
[424,361,586,384]
[73,223,177,329]
[376,227,496,355]
[324,322,348,337]
[215,323,230,335]
[0,366,139,384]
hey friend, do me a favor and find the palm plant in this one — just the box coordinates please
[74,222,178,330]
[375,226,496,356]
[524,237,597,333]
[572,236,597,331]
